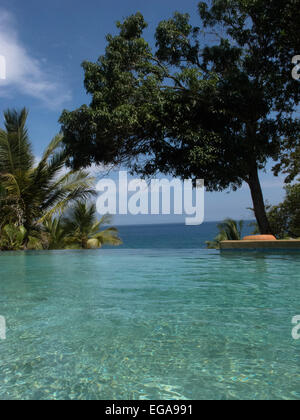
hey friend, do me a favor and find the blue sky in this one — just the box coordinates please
[0,0,287,224]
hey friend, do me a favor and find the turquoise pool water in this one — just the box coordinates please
[0,249,300,400]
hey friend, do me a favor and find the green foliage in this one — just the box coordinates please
[0,109,34,174]
[27,235,43,251]
[274,146,300,184]
[60,2,299,234]
[0,208,122,251]
[265,184,300,239]
[198,0,300,185]
[206,218,244,249]
[0,108,96,250]
[42,217,66,250]
[0,224,27,251]
[62,202,122,249]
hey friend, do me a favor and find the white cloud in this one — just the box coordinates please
[0,9,71,109]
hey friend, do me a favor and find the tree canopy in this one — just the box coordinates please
[60,1,300,234]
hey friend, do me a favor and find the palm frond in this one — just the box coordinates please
[207,218,244,249]
[0,108,97,246]
[62,201,122,249]
[0,108,34,173]
[39,171,96,221]
[40,134,64,163]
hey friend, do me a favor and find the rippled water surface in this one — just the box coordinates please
[0,249,300,400]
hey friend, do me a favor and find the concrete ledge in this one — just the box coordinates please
[220,240,300,251]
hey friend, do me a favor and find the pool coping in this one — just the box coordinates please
[220,240,300,251]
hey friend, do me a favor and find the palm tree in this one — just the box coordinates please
[206,218,244,249]
[0,108,96,237]
[42,217,66,250]
[62,202,122,249]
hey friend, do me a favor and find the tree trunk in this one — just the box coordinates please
[247,165,273,234]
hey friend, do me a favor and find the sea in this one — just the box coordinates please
[113,221,254,249]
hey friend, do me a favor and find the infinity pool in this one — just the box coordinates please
[0,249,299,400]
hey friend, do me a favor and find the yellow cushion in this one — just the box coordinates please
[243,235,277,241]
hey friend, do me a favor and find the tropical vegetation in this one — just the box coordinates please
[208,181,300,247]
[60,0,299,235]
[62,202,122,249]
[252,183,300,239]
[206,219,244,249]
[0,108,121,251]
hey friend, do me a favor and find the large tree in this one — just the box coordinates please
[60,1,300,234]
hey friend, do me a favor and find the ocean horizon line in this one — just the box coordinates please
[114,219,256,227]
